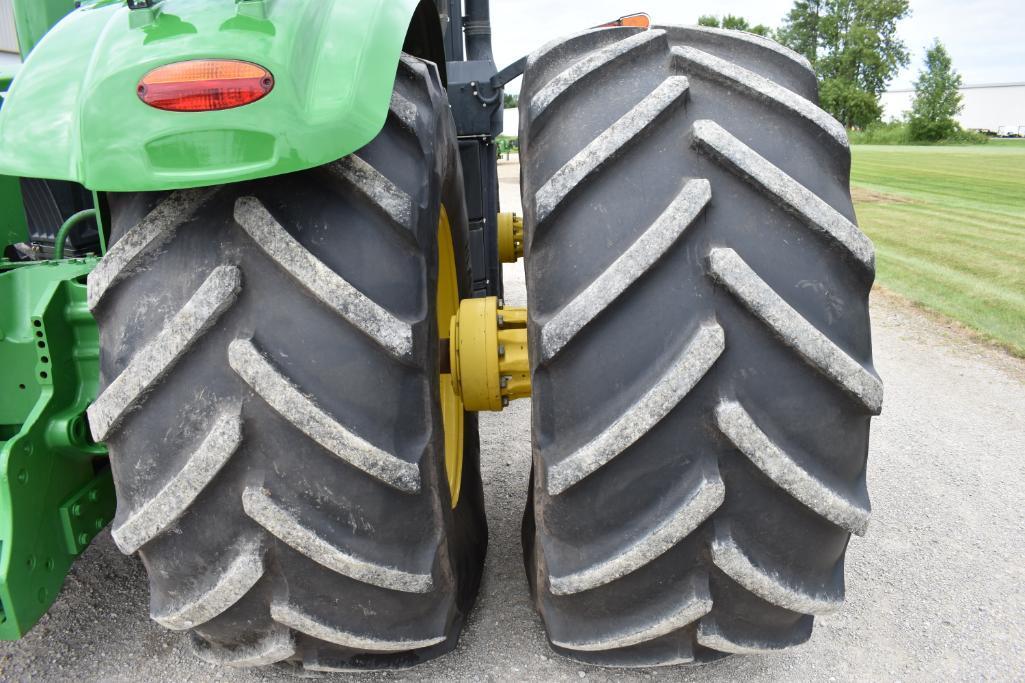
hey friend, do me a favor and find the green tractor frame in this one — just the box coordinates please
[0,0,881,672]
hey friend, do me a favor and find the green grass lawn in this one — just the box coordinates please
[850,143,1025,355]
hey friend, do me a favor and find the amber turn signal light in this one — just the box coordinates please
[596,13,651,29]
[138,60,274,112]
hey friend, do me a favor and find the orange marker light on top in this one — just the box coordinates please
[138,60,274,112]
[596,13,651,29]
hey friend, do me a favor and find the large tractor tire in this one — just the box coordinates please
[86,56,486,672]
[518,25,882,666]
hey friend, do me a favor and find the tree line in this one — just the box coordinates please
[699,1,969,142]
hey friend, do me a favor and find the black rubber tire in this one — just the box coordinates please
[518,25,882,666]
[86,56,486,672]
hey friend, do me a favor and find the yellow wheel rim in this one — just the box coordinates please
[437,206,464,507]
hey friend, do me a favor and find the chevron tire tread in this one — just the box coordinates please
[518,26,880,666]
[89,55,486,672]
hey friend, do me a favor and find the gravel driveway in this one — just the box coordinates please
[3,160,1023,681]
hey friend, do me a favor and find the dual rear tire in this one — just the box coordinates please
[518,25,879,666]
[91,56,485,672]
[91,25,879,671]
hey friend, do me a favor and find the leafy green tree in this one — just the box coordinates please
[776,0,822,62]
[503,93,518,109]
[697,14,773,37]
[907,40,963,141]
[778,0,911,128]
[820,78,883,127]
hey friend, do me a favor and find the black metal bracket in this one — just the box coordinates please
[491,56,527,90]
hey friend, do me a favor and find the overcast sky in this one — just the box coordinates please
[489,0,1025,93]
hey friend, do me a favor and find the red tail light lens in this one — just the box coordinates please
[138,60,274,112]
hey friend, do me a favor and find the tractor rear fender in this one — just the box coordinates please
[0,0,435,192]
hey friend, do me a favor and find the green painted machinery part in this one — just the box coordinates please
[10,0,79,59]
[0,258,110,640]
[0,57,30,259]
[0,176,28,254]
[0,0,427,640]
[0,0,423,192]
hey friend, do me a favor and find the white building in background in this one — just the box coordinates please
[502,108,519,138]
[880,82,1025,135]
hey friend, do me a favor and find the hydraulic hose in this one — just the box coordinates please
[53,209,98,260]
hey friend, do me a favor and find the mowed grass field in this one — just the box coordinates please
[850,142,1025,355]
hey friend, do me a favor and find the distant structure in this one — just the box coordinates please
[503,108,519,138]
[880,82,1025,135]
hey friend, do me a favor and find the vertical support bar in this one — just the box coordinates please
[443,0,463,62]
[0,174,28,254]
[91,191,106,255]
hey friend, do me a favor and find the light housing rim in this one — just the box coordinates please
[137,59,275,113]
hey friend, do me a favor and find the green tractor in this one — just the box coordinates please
[0,0,881,671]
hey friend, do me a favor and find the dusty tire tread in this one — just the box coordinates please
[96,55,485,671]
[519,25,878,666]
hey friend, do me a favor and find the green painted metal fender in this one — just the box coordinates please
[0,0,422,192]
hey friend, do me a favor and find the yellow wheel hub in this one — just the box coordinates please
[497,212,524,263]
[437,208,465,507]
[449,297,529,412]
[438,209,530,508]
